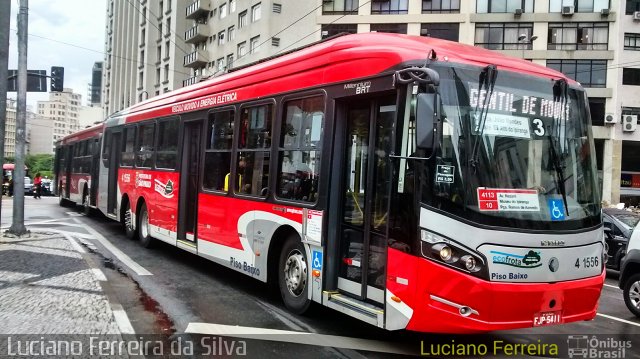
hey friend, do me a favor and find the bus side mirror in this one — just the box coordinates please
[416,93,437,150]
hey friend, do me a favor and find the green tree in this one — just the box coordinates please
[25,154,53,178]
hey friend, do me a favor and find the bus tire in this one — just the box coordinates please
[278,234,311,314]
[138,203,154,248]
[58,188,69,207]
[123,200,136,240]
[624,273,640,318]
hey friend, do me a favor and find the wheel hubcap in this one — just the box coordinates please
[630,281,640,309]
[284,249,307,297]
[141,210,149,239]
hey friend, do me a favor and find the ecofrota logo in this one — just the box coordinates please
[154,179,175,198]
[490,250,542,268]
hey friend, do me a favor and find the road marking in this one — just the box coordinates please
[597,313,640,327]
[185,322,415,355]
[80,223,153,276]
[64,233,87,254]
[111,303,135,334]
[92,268,107,282]
[604,283,620,289]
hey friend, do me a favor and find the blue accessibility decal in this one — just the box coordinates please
[312,251,323,270]
[548,199,565,221]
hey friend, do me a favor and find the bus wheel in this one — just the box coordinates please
[138,203,154,248]
[278,235,311,314]
[123,201,136,239]
[624,273,640,318]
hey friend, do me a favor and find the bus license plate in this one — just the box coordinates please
[533,311,562,327]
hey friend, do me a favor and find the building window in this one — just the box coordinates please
[272,37,280,46]
[627,0,640,14]
[623,68,640,85]
[548,23,608,50]
[323,0,358,14]
[156,68,160,85]
[227,54,234,69]
[273,3,282,13]
[228,26,235,41]
[220,3,227,18]
[589,97,606,126]
[238,41,247,57]
[217,58,225,72]
[625,33,640,50]
[166,17,171,35]
[165,41,170,58]
[547,59,607,88]
[420,23,459,41]
[474,23,534,50]
[251,3,262,22]
[238,10,247,28]
[164,64,169,82]
[372,0,408,14]
[422,0,460,13]
[321,24,357,39]
[218,30,225,45]
[230,0,236,12]
[250,36,260,54]
[477,0,534,13]
[549,0,609,12]
[370,23,407,34]
[156,45,161,62]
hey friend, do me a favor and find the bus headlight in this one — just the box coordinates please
[420,229,488,279]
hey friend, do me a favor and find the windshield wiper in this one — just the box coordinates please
[468,64,498,172]
[549,79,569,216]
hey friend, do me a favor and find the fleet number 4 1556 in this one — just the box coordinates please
[575,256,598,269]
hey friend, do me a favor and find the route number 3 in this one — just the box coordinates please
[532,119,545,136]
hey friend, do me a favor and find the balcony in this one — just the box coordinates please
[183,49,208,68]
[183,75,203,87]
[185,25,211,44]
[186,0,211,20]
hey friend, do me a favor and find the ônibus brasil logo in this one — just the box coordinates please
[154,179,175,199]
[490,250,542,268]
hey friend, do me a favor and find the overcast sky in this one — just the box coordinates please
[7,0,106,108]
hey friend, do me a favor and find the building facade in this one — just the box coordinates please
[89,61,104,107]
[103,0,190,116]
[4,99,17,158]
[31,89,83,154]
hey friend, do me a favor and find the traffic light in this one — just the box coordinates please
[50,66,64,92]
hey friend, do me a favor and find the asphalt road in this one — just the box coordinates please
[2,196,640,358]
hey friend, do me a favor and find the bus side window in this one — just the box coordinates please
[203,110,234,192]
[156,119,178,169]
[237,104,272,197]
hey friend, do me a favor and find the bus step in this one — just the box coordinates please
[323,291,384,328]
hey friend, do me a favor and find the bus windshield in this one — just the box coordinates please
[425,64,601,230]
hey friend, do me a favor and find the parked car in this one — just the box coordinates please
[41,179,52,196]
[23,176,32,195]
[603,208,640,271]
[620,219,640,317]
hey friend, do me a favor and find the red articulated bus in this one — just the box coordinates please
[56,33,605,333]
[55,124,104,214]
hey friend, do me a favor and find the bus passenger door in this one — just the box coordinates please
[177,120,203,245]
[64,144,73,199]
[337,95,396,304]
[89,137,100,206]
[107,131,121,215]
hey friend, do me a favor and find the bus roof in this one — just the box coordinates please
[109,32,574,125]
[58,123,104,146]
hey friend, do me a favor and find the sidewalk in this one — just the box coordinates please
[0,230,121,334]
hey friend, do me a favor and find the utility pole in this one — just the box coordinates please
[9,0,28,235]
[0,1,10,227]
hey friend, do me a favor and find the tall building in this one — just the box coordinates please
[89,61,103,107]
[103,0,189,116]
[182,0,318,86]
[4,99,17,158]
[31,89,82,154]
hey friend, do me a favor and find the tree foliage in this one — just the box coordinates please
[25,154,53,178]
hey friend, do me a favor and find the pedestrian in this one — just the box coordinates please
[33,172,42,199]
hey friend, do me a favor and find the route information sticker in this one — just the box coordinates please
[477,188,540,212]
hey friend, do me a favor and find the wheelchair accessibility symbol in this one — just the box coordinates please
[548,199,565,221]
[312,251,323,270]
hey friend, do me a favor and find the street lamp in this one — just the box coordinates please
[518,34,538,59]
